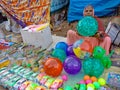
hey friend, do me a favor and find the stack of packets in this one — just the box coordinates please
[0,66,64,90]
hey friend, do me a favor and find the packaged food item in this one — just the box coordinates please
[44,78,55,88]
[18,81,32,90]
[35,73,46,84]
[25,83,39,90]
[40,76,50,85]
[35,86,47,90]
[50,79,63,89]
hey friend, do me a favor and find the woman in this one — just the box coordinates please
[67,5,111,55]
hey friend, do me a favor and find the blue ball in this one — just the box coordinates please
[55,42,68,52]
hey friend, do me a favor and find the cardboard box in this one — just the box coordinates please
[20,26,53,49]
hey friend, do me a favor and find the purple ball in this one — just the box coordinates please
[63,55,82,75]
[66,45,75,56]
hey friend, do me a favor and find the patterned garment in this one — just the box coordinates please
[0,0,50,28]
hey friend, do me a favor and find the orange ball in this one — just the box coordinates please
[91,76,97,82]
[84,75,90,81]
[44,57,63,77]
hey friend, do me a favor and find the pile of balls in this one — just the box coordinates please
[74,75,106,90]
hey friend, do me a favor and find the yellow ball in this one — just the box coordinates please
[98,78,106,86]
[87,83,95,89]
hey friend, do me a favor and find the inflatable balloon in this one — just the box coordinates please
[63,55,82,75]
[73,47,81,58]
[66,45,75,56]
[93,46,106,59]
[55,42,68,53]
[44,57,63,77]
[83,57,104,78]
[73,39,84,48]
[52,48,67,62]
[77,16,98,36]
[80,40,93,53]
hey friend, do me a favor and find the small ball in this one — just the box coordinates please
[87,83,95,89]
[62,74,68,81]
[91,76,97,82]
[84,75,90,81]
[85,79,92,84]
[98,78,106,86]
[93,82,100,89]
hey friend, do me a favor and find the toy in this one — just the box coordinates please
[66,45,75,56]
[61,74,68,82]
[83,57,104,77]
[64,85,73,90]
[84,75,90,81]
[87,83,95,89]
[93,82,100,89]
[93,46,114,68]
[86,79,92,84]
[44,57,63,77]
[79,84,86,90]
[55,42,68,53]
[35,86,46,90]
[91,76,97,82]
[79,80,85,84]
[52,48,67,62]
[98,78,106,86]
[63,55,82,75]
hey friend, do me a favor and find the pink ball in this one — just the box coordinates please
[62,74,68,81]
[86,79,92,84]
[78,80,85,84]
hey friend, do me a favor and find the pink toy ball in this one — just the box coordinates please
[78,80,85,84]
[62,74,68,81]
[85,79,92,84]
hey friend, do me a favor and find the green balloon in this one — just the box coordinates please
[77,16,98,36]
[83,57,104,78]
[52,49,67,62]
[93,46,106,59]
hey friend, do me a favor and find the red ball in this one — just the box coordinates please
[44,57,63,77]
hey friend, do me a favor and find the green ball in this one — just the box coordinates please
[65,85,73,90]
[77,16,98,36]
[52,49,67,62]
[93,82,100,89]
[79,84,86,90]
[83,57,104,78]
[98,78,106,86]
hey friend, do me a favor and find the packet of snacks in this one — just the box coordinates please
[40,75,50,85]
[35,73,46,84]
[28,72,39,81]
[13,78,27,90]
[50,79,63,89]
[18,81,32,90]
[44,78,55,88]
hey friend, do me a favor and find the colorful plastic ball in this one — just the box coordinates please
[93,82,100,89]
[84,75,90,81]
[91,76,97,82]
[83,57,104,78]
[63,55,82,75]
[52,48,67,62]
[79,80,85,84]
[79,40,93,53]
[74,83,80,90]
[77,16,98,36]
[79,84,86,90]
[98,78,106,86]
[55,42,68,52]
[87,83,95,89]
[66,45,75,56]
[44,57,63,77]
[86,79,92,84]
[62,74,68,81]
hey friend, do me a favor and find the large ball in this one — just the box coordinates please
[77,16,98,36]
[52,48,67,62]
[55,42,68,53]
[66,45,75,56]
[44,57,63,77]
[83,57,104,78]
[63,55,82,75]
